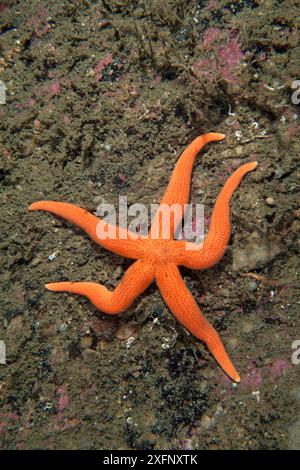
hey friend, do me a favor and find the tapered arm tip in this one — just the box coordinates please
[212,132,226,140]
[45,283,54,290]
[233,372,241,383]
[28,202,39,211]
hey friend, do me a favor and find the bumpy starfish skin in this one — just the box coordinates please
[29,133,257,382]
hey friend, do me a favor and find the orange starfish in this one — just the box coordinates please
[29,133,257,382]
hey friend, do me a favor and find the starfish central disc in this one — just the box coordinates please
[142,238,178,265]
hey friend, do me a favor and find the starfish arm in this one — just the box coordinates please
[156,263,240,382]
[45,259,155,314]
[29,201,147,259]
[177,161,258,269]
[150,133,225,238]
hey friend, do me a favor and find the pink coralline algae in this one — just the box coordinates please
[118,173,126,183]
[242,364,263,391]
[219,37,244,66]
[28,8,53,38]
[53,414,79,432]
[16,442,25,450]
[45,81,61,96]
[203,27,221,49]
[240,359,291,390]
[204,0,219,10]
[268,359,291,381]
[15,98,37,110]
[62,114,71,125]
[192,29,245,84]
[57,387,70,411]
[36,80,61,98]
[0,3,9,13]
[93,53,113,82]
[258,51,267,62]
